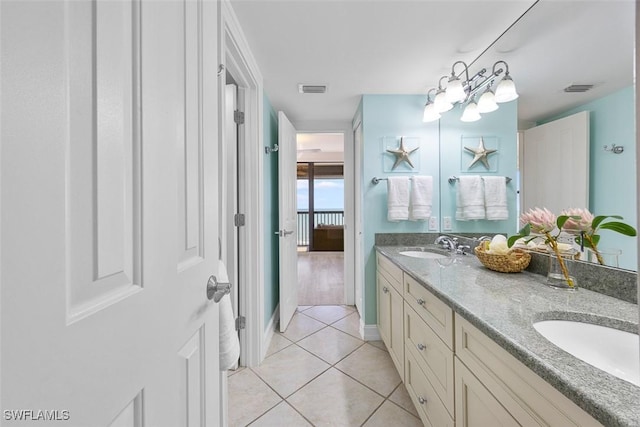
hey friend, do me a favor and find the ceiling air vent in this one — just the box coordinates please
[298,84,327,94]
[563,84,594,93]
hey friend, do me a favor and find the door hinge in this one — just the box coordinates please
[234,213,245,227]
[234,110,245,125]
[235,316,246,330]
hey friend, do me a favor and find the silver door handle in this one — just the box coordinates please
[274,229,294,237]
[417,343,426,351]
[207,275,231,303]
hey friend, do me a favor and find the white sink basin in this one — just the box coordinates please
[533,320,639,386]
[398,250,448,260]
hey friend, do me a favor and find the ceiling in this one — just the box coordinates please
[230,0,634,127]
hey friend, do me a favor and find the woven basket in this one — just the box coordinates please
[474,243,531,273]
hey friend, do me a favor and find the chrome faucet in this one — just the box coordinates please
[435,235,457,251]
[435,235,472,255]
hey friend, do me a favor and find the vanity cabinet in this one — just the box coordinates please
[455,314,603,427]
[375,252,604,427]
[376,253,404,379]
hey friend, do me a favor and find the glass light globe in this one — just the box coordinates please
[460,101,481,122]
[494,74,519,103]
[423,102,441,122]
[477,88,499,113]
[445,77,466,104]
[434,89,453,113]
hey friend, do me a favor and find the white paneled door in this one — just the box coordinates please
[1,1,221,426]
[278,112,299,332]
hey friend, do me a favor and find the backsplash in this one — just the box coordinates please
[375,233,638,304]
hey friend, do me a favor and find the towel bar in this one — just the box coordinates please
[448,175,512,184]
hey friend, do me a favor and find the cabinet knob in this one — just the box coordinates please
[417,343,426,351]
[383,287,389,294]
[418,396,427,405]
[416,298,425,306]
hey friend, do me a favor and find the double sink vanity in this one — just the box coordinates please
[375,235,639,427]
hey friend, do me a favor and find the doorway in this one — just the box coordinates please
[295,133,346,306]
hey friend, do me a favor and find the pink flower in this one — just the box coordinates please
[561,208,594,232]
[520,207,556,233]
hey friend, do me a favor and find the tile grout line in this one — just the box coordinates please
[236,305,419,426]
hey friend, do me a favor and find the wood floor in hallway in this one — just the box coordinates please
[297,251,344,306]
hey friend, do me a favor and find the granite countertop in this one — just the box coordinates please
[375,245,640,427]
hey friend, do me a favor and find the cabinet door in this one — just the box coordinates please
[455,358,519,427]
[377,271,404,378]
[377,271,392,346]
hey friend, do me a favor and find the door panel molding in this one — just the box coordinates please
[66,0,143,323]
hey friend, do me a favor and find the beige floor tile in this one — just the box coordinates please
[249,401,312,427]
[227,366,246,377]
[297,305,313,312]
[228,369,281,427]
[302,305,355,325]
[288,368,384,427]
[335,344,401,397]
[368,340,388,352]
[265,333,293,357]
[388,382,419,417]
[280,313,326,342]
[331,311,361,339]
[362,400,423,427]
[297,326,364,364]
[253,345,330,398]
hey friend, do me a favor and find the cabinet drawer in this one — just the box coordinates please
[455,314,603,427]
[455,357,519,427]
[405,350,454,427]
[405,302,454,415]
[404,274,454,349]
[376,253,403,294]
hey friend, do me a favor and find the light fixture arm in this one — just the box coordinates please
[450,61,470,86]
[492,60,509,76]
[437,75,449,90]
[425,88,437,103]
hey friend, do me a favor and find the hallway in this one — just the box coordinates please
[297,251,344,306]
[228,305,420,426]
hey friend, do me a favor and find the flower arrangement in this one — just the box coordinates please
[560,208,637,265]
[507,207,637,288]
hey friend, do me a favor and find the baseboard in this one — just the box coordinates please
[262,303,280,360]
[360,320,381,341]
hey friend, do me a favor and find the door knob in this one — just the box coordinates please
[207,275,231,303]
[274,229,294,237]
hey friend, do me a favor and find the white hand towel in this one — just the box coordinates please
[409,176,433,221]
[387,176,410,222]
[455,176,485,220]
[218,260,240,371]
[484,176,509,220]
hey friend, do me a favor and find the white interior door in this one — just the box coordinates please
[1,1,220,425]
[522,111,590,213]
[278,111,299,332]
[222,83,239,327]
[353,121,364,315]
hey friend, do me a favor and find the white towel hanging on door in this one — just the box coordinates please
[218,260,240,371]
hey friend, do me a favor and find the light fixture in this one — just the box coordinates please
[477,85,499,113]
[445,61,470,104]
[493,60,519,103]
[460,97,481,122]
[423,59,517,122]
[422,88,441,122]
[434,76,453,113]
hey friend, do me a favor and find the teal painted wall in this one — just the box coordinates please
[440,101,518,234]
[539,86,637,270]
[359,95,518,325]
[264,94,279,327]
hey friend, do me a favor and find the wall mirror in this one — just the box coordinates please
[453,0,636,271]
